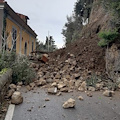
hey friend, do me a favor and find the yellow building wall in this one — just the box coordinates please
[6,18,20,54]
[6,17,36,56]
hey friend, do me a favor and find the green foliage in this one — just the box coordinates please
[102,0,120,28]
[0,68,8,76]
[62,0,94,45]
[86,74,98,87]
[98,30,119,47]
[0,52,16,70]
[0,52,35,84]
[12,56,36,84]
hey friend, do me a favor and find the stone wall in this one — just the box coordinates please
[106,43,120,83]
[0,69,12,104]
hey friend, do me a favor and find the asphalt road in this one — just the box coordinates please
[13,87,120,120]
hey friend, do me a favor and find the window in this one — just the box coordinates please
[12,27,17,50]
[32,42,34,52]
[24,42,27,55]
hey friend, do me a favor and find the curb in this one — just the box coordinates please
[4,104,15,120]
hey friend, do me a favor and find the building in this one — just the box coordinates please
[0,0,37,55]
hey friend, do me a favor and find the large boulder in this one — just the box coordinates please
[11,92,23,105]
[63,98,75,109]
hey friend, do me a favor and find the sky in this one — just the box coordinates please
[6,0,76,48]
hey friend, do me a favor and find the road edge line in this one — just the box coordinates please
[4,104,15,120]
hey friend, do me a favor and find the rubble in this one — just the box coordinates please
[87,92,93,97]
[103,90,115,97]
[88,87,95,92]
[9,84,17,90]
[45,98,50,101]
[63,98,75,109]
[78,96,84,101]
[26,85,31,91]
[7,89,15,98]
[29,83,36,89]
[58,82,66,89]
[47,87,57,94]
[17,82,23,86]
[11,92,23,105]
[60,87,69,92]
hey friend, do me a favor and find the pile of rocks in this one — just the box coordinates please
[6,82,23,105]
[29,53,120,95]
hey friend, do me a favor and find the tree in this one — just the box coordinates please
[62,0,94,45]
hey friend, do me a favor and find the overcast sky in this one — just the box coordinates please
[6,0,76,48]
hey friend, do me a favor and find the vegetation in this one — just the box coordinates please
[86,74,98,87]
[36,36,57,52]
[0,52,35,84]
[62,0,93,45]
[98,30,119,47]
[102,0,120,29]
[0,68,8,76]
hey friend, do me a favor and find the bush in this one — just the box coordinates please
[0,52,36,84]
[98,30,119,47]
[0,52,16,71]
[12,56,36,84]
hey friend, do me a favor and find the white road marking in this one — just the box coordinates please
[4,104,15,120]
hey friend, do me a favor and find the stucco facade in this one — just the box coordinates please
[0,1,37,55]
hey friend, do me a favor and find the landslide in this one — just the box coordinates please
[49,1,110,73]
[50,34,105,73]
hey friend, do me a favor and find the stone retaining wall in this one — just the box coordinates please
[0,69,12,104]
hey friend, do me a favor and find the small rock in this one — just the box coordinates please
[29,83,36,89]
[58,83,66,89]
[7,89,15,98]
[36,79,46,86]
[57,92,62,96]
[118,84,120,89]
[78,96,84,101]
[26,85,31,91]
[16,86,22,91]
[78,87,84,92]
[103,90,114,97]
[45,98,50,101]
[47,87,57,94]
[88,87,95,92]
[63,98,75,109]
[75,80,81,88]
[60,87,69,92]
[17,82,23,86]
[96,83,103,90]
[78,81,87,91]
[9,84,17,90]
[69,80,75,88]
[55,74,61,79]
[11,92,23,105]
[87,92,93,97]
[51,82,57,87]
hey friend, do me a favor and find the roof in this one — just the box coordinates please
[0,1,37,37]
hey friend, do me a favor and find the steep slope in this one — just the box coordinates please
[49,0,110,73]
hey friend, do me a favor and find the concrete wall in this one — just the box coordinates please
[0,69,12,104]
